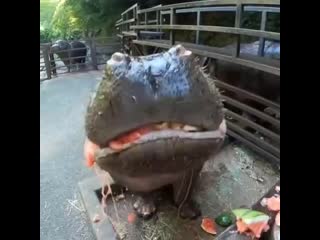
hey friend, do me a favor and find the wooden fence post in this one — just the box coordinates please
[43,45,52,79]
[49,52,57,76]
[88,38,98,70]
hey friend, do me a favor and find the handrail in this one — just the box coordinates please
[115,18,135,26]
[138,0,280,14]
[131,25,280,40]
[121,3,138,16]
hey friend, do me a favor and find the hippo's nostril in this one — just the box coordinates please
[111,52,125,62]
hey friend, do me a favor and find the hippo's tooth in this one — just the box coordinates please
[183,125,198,132]
[155,122,169,130]
[170,123,183,130]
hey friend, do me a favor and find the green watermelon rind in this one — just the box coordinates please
[232,208,270,225]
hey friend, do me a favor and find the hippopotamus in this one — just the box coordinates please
[84,45,226,219]
[51,40,87,72]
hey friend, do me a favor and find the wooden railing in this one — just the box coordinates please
[115,0,280,166]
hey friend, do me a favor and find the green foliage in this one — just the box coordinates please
[50,0,131,39]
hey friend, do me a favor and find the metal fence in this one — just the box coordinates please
[115,0,280,167]
[40,37,121,81]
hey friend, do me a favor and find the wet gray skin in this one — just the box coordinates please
[85,45,226,219]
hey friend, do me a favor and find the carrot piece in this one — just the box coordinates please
[127,212,137,224]
[84,138,100,167]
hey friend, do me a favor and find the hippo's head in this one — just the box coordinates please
[51,40,70,53]
[84,45,226,178]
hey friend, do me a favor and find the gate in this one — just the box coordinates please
[115,0,280,167]
[40,37,121,81]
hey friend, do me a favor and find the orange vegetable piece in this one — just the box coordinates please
[201,217,217,235]
[127,212,137,224]
[84,138,100,167]
[265,196,280,212]
[236,219,249,233]
[247,221,270,238]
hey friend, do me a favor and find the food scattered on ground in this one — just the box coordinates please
[115,193,125,202]
[92,214,100,223]
[127,212,137,224]
[260,195,280,212]
[215,212,236,227]
[201,217,217,235]
[232,208,270,238]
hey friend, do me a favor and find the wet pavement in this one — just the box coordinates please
[40,71,103,240]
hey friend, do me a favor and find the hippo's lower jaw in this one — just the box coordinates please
[92,120,226,219]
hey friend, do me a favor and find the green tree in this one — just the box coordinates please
[51,0,133,39]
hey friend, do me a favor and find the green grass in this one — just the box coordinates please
[40,0,60,26]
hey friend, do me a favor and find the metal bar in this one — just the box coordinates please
[215,79,280,109]
[130,25,280,40]
[50,47,88,54]
[122,31,137,37]
[170,8,176,45]
[222,95,280,127]
[132,39,280,75]
[227,121,280,157]
[88,39,98,70]
[51,61,88,71]
[136,4,141,40]
[50,55,88,62]
[156,11,159,25]
[43,47,51,79]
[49,53,57,76]
[234,3,243,57]
[121,3,138,16]
[133,44,143,56]
[196,10,200,44]
[138,0,280,14]
[227,129,279,165]
[159,11,163,39]
[115,18,135,26]
[174,6,280,13]
[225,110,280,143]
[258,10,267,56]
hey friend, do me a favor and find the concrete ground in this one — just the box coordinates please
[40,71,102,240]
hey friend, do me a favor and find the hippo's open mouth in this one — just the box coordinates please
[85,120,226,167]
